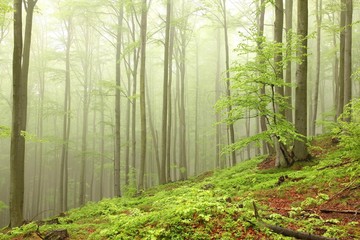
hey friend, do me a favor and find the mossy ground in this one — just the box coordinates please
[1,135,359,239]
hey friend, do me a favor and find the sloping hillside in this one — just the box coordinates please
[1,135,359,239]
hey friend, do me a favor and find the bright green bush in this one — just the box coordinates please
[333,98,360,160]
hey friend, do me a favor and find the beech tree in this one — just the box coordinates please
[293,0,309,161]
[10,0,37,227]
[9,0,24,227]
[160,0,171,184]
[138,0,148,191]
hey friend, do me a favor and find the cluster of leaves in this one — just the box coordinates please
[0,126,10,138]
[216,29,301,154]
[333,98,360,161]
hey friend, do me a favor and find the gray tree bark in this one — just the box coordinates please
[293,0,309,161]
[10,0,23,226]
[138,0,148,191]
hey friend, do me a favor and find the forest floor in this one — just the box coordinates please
[1,135,359,239]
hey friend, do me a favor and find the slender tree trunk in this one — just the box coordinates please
[166,20,175,182]
[274,0,284,99]
[215,29,222,168]
[337,0,346,118]
[160,0,171,184]
[146,82,161,183]
[331,12,339,121]
[114,5,123,198]
[130,11,140,186]
[285,0,293,122]
[10,0,37,227]
[60,16,72,213]
[311,0,322,136]
[221,0,236,166]
[79,23,93,206]
[274,0,288,167]
[194,40,200,174]
[125,57,131,186]
[10,0,23,225]
[138,0,148,191]
[257,0,272,155]
[293,0,309,161]
[99,84,105,199]
[343,0,352,116]
[35,64,44,216]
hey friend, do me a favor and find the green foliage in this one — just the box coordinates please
[216,28,302,154]
[333,98,360,160]
[2,140,359,239]
[0,126,10,138]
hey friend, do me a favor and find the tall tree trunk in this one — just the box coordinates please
[146,82,161,183]
[274,0,284,99]
[160,0,171,184]
[138,0,148,191]
[311,0,322,136]
[285,0,293,122]
[114,5,123,198]
[343,0,352,116]
[215,29,222,168]
[10,0,23,224]
[125,56,131,186]
[274,0,287,167]
[194,40,200,174]
[60,16,72,213]
[10,0,37,227]
[293,0,309,161]
[35,60,45,217]
[257,0,272,155]
[337,0,346,118]
[331,12,339,121]
[130,11,140,186]
[166,22,175,182]
[79,22,93,206]
[99,84,105,199]
[221,0,236,166]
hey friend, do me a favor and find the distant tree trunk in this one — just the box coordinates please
[60,16,72,213]
[138,0,147,191]
[35,60,45,217]
[215,29,222,168]
[285,0,293,122]
[114,4,123,198]
[331,12,339,121]
[337,0,346,118]
[273,0,288,167]
[130,11,140,186]
[166,21,175,182]
[194,40,200,174]
[124,59,131,187]
[343,0,352,116]
[274,0,284,99]
[293,0,309,161]
[146,82,161,183]
[10,0,23,226]
[99,83,105,199]
[257,0,272,155]
[79,22,93,206]
[221,0,236,166]
[311,0,322,136]
[160,0,171,184]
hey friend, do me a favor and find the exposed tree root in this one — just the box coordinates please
[320,209,359,214]
[252,201,338,240]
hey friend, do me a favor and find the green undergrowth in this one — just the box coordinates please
[1,136,359,239]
